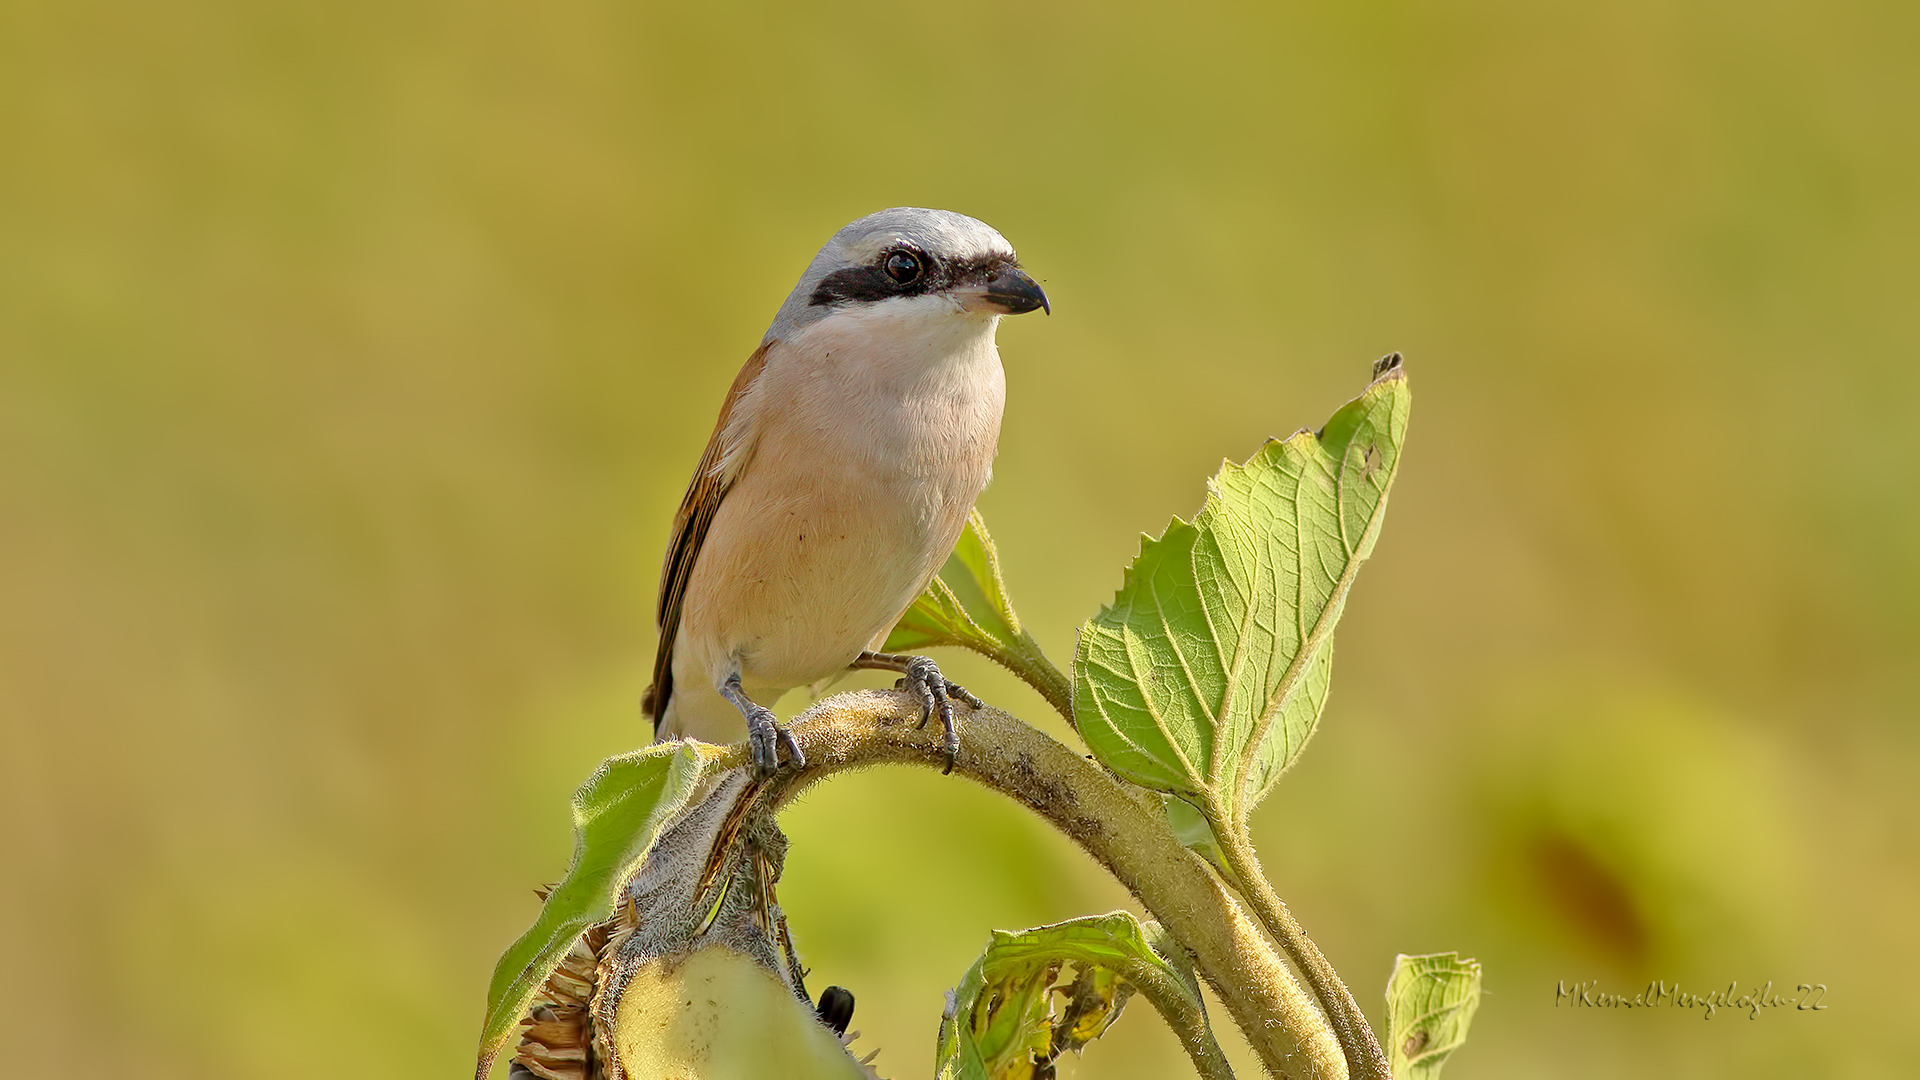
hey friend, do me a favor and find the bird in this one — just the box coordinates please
[643,207,1049,775]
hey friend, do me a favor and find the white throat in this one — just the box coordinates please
[784,294,1002,394]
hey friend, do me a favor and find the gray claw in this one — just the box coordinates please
[777,725,806,771]
[895,656,978,774]
[722,672,803,776]
[743,703,803,776]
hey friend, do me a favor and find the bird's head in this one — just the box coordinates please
[764,207,1048,343]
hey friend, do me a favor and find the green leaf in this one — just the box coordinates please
[936,912,1208,1080]
[1164,794,1234,879]
[886,509,1021,650]
[884,510,1073,719]
[474,741,725,1077]
[1073,355,1411,827]
[1384,952,1482,1080]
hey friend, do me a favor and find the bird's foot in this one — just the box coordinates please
[742,704,804,777]
[721,673,804,776]
[892,655,982,774]
[851,651,984,773]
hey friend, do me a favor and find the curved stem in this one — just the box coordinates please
[756,691,1347,1080]
[1114,946,1239,1080]
[1207,807,1390,1080]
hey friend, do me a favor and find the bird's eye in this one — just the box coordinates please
[883,250,923,284]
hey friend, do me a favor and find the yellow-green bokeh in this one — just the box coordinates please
[2,1,1912,1076]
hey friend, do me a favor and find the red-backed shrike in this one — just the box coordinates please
[644,208,1048,774]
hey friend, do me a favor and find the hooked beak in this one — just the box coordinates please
[979,265,1050,316]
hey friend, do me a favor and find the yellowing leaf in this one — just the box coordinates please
[1384,952,1482,1080]
[935,912,1208,1080]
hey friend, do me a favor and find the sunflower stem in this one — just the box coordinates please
[740,691,1347,1080]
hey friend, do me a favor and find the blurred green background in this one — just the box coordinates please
[3,0,1914,1075]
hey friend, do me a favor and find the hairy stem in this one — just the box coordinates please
[1009,631,1075,722]
[756,691,1347,1080]
[968,629,1074,723]
[1114,946,1239,1080]
[1206,807,1390,1080]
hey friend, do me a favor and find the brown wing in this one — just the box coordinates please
[643,342,771,731]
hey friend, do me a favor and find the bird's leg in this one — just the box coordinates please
[850,650,984,773]
[719,671,804,775]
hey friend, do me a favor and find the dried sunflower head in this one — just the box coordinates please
[506,770,884,1080]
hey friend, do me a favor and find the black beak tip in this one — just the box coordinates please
[985,266,1050,317]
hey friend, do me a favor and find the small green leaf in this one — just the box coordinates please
[474,741,725,1077]
[884,511,1022,654]
[1073,356,1411,827]
[1164,795,1234,880]
[885,510,1073,719]
[936,912,1208,1080]
[1384,952,1482,1080]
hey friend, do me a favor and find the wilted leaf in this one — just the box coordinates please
[475,742,726,1077]
[1073,356,1411,827]
[935,912,1207,1080]
[884,510,1073,719]
[1384,952,1482,1080]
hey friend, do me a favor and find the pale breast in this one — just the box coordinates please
[675,308,1006,698]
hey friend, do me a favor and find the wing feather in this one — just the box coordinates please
[643,342,771,730]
